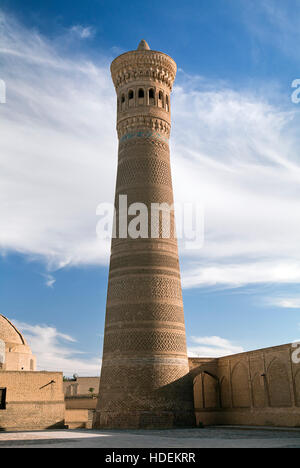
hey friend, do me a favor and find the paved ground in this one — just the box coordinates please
[0,427,300,448]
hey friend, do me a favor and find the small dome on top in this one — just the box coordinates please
[0,314,26,345]
[137,39,150,51]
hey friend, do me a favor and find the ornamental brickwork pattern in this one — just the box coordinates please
[94,41,195,429]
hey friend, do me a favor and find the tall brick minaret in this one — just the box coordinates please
[93,40,194,429]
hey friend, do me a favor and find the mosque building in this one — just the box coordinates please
[0,315,36,372]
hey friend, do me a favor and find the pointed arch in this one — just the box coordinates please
[128,89,134,108]
[193,374,204,410]
[220,376,231,408]
[203,373,219,409]
[268,358,292,407]
[166,95,169,112]
[158,90,164,108]
[148,88,155,105]
[231,361,251,408]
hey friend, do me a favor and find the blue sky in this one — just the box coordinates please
[1,0,300,375]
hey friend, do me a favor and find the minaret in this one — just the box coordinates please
[94,40,194,429]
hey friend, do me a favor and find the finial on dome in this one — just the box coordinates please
[137,39,150,51]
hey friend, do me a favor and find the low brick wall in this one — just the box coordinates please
[0,371,65,431]
[65,409,95,429]
[191,344,300,427]
[65,395,97,410]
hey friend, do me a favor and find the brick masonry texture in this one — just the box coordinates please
[0,372,65,431]
[93,41,195,429]
[190,344,300,427]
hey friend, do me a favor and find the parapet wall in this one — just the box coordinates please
[0,371,65,431]
[189,344,300,427]
[63,377,100,397]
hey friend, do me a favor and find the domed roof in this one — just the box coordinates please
[0,315,27,345]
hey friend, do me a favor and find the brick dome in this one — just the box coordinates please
[0,314,27,346]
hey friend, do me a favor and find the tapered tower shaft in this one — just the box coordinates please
[94,40,194,429]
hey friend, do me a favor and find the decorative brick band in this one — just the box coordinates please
[105,302,185,326]
[95,42,193,430]
[109,252,180,271]
[100,364,190,392]
[111,50,177,91]
[118,127,170,142]
[103,329,187,355]
[118,137,170,162]
[116,156,172,189]
[107,275,183,304]
[110,238,179,256]
[102,356,189,366]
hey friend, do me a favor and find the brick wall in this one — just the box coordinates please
[0,371,65,431]
[63,377,100,397]
[65,409,95,429]
[190,344,300,427]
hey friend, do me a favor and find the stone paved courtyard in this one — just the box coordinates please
[0,427,299,448]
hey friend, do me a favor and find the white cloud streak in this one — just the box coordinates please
[172,81,300,288]
[12,319,101,376]
[188,335,244,358]
[266,296,300,309]
[70,25,95,39]
[241,0,300,62]
[43,274,56,288]
[0,10,115,270]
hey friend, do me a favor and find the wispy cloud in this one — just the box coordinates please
[239,0,300,62]
[173,82,300,289]
[0,10,115,270]
[1,9,300,293]
[12,319,101,376]
[188,335,244,358]
[70,25,95,39]
[43,274,56,288]
[266,296,300,309]
[182,261,300,289]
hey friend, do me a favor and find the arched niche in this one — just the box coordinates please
[158,90,164,108]
[138,88,145,105]
[231,362,251,408]
[121,94,126,111]
[220,376,231,408]
[252,373,266,408]
[268,358,292,407]
[128,89,134,108]
[193,374,204,410]
[148,88,155,105]
[203,373,219,409]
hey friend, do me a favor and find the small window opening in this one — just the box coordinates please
[121,94,126,111]
[166,95,169,112]
[0,388,6,410]
[138,89,144,98]
[158,91,164,108]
